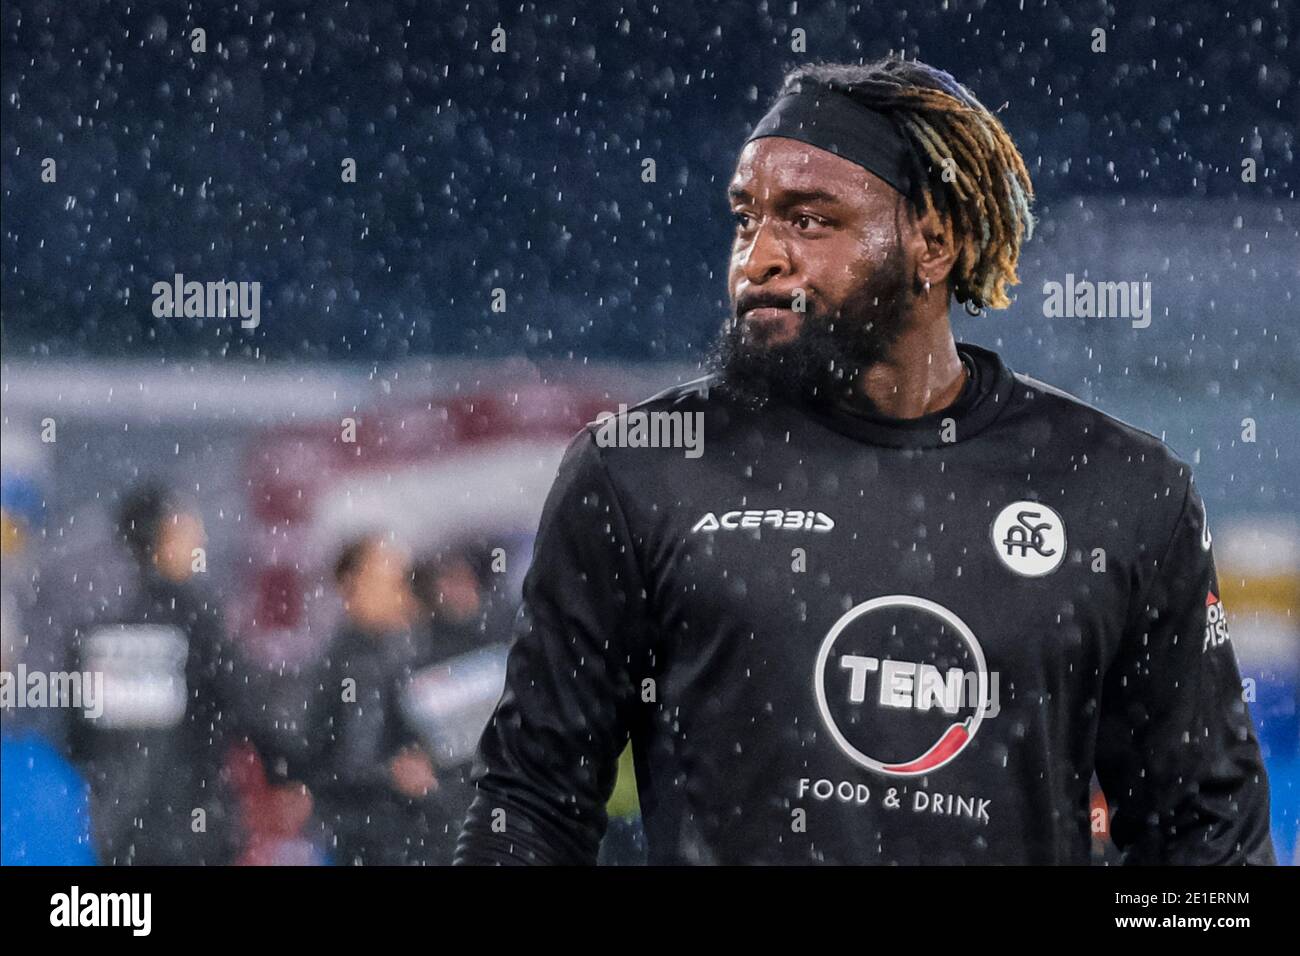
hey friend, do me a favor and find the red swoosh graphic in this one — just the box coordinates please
[883,720,971,774]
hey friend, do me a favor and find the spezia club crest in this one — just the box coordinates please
[991,501,1066,576]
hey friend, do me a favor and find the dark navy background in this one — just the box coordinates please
[2,0,1294,369]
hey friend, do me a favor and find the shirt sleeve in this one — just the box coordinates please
[1096,476,1276,865]
[455,429,650,865]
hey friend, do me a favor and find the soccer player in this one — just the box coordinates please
[456,57,1276,865]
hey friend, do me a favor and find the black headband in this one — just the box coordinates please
[744,83,914,196]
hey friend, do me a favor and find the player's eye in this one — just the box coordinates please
[794,213,826,230]
[732,211,753,231]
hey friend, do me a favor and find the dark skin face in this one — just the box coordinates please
[723,137,966,417]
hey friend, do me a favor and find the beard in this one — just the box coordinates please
[707,253,914,410]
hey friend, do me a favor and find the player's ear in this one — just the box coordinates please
[913,202,959,293]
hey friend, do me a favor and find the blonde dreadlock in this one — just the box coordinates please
[781,58,1036,311]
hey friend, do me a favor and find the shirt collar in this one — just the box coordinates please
[777,343,1016,449]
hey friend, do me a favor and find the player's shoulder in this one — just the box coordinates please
[574,372,727,439]
[1008,370,1195,487]
[559,374,722,472]
[624,373,722,413]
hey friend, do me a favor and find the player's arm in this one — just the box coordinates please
[455,429,648,865]
[1095,477,1276,865]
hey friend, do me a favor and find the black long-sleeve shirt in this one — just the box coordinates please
[456,343,1276,865]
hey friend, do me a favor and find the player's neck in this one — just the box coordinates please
[844,317,966,420]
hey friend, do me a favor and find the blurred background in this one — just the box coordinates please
[1,0,1296,865]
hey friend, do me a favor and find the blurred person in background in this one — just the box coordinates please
[65,482,239,865]
[406,541,516,862]
[308,534,446,865]
[410,541,511,662]
[410,541,645,865]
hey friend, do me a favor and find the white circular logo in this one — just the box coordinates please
[813,595,990,778]
[990,501,1066,577]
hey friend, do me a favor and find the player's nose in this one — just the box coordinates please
[738,220,793,285]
